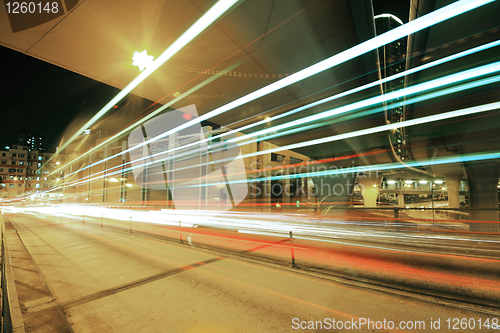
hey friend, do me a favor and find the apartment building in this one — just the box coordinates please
[0,145,65,199]
[51,125,312,211]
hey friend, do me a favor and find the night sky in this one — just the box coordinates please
[0,46,121,151]
[0,0,410,152]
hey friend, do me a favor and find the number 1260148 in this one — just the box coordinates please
[5,2,59,14]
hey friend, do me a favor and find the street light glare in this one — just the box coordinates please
[132,50,154,71]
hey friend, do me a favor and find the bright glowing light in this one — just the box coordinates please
[108,178,119,182]
[113,0,494,166]
[53,1,496,182]
[442,187,447,190]
[132,50,154,71]
[434,180,444,184]
[387,180,396,184]
[405,180,413,184]
[56,161,60,165]
[52,0,239,161]
[126,184,133,187]
[265,117,271,122]
[419,180,428,184]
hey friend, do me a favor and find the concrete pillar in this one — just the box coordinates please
[261,142,271,212]
[444,175,461,209]
[398,193,405,207]
[464,161,499,234]
[357,173,383,208]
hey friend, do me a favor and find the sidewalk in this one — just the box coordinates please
[3,219,72,333]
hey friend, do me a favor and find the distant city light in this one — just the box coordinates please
[419,180,428,184]
[434,180,444,184]
[405,180,413,184]
[126,184,133,187]
[387,180,396,184]
[108,178,119,182]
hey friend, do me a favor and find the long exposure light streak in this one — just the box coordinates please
[60,42,500,185]
[40,0,240,169]
[204,150,500,188]
[46,61,243,180]
[133,39,500,166]
[105,61,500,180]
[53,74,500,193]
[48,98,500,193]
[56,0,494,180]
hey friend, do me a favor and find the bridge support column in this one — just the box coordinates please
[464,160,499,234]
[357,173,383,208]
[398,193,405,207]
[444,175,461,209]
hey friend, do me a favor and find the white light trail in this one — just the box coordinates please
[42,0,240,167]
[59,0,494,179]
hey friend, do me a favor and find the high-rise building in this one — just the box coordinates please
[18,133,45,151]
[0,145,64,198]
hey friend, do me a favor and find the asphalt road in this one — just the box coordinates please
[5,213,499,332]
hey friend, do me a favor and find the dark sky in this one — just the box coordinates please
[373,0,411,23]
[0,45,122,151]
[0,1,410,151]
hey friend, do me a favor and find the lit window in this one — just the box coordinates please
[38,156,42,160]
[9,184,13,188]
[36,184,39,188]
[36,177,40,181]
[38,163,41,167]
[44,177,47,181]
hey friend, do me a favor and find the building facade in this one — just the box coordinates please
[0,145,64,199]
